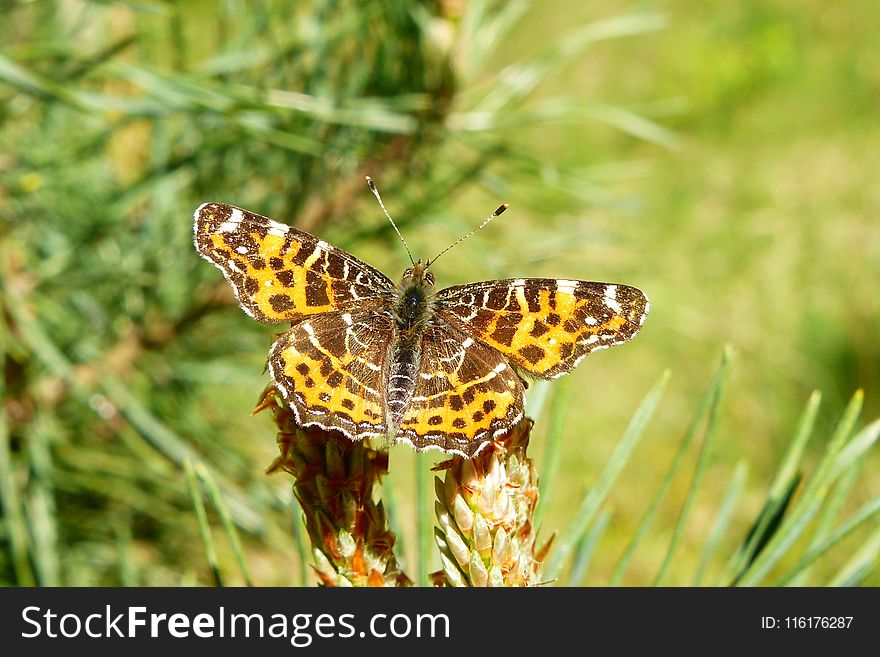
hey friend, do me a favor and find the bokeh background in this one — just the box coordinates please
[1,0,877,586]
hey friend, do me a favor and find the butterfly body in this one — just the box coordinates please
[194,202,649,457]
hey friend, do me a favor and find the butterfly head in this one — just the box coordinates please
[401,259,435,288]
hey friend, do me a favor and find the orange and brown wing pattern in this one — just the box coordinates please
[396,322,525,458]
[436,278,649,379]
[194,202,394,323]
[267,305,393,439]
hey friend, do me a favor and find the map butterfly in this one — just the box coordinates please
[193,181,649,457]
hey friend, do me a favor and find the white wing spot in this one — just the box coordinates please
[236,245,249,254]
[585,316,598,326]
[264,279,272,287]
[604,285,623,313]
[557,279,578,294]
[462,337,474,348]
[266,219,290,237]
[493,363,507,373]
[228,259,242,274]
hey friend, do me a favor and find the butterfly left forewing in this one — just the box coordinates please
[437,278,648,379]
[194,202,394,323]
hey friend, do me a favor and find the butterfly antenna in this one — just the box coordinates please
[366,176,415,266]
[428,203,509,266]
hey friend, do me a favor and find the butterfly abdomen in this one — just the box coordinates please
[385,334,421,431]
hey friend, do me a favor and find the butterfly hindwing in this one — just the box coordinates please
[194,202,394,323]
[436,278,649,379]
[267,304,392,439]
[395,322,525,457]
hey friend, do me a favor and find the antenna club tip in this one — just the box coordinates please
[366,176,376,190]
[496,203,510,215]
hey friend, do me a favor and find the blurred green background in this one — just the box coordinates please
[1,0,877,586]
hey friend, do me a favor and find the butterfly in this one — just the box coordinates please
[193,180,649,457]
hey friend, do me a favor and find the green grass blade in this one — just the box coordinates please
[788,391,864,585]
[22,415,58,585]
[828,522,880,587]
[774,492,880,586]
[567,508,611,586]
[196,462,254,586]
[694,461,747,586]
[654,347,732,586]
[769,390,823,504]
[736,411,879,586]
[380,474,405,567]
[788,464,861,586]
[831,417,880,478]
[457,0,529,81]
[545,370,670,581]
[535,377,572,528]
[416,453,430,587]
[288,495,310,586]
[611,350,730,585]
[457,99,678,149]
[525,379,553,427]
[720,390,821,585]
[184,459,222,586]
[25,478,59,586]
[0,312,35,585]
[115,522,137,587]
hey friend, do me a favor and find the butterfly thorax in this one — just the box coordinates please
[391,259,436,331]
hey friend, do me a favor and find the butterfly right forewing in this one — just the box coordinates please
[436,278,649,379]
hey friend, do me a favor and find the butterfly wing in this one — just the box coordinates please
[194,202,394,323]
[268,305,393,439]
[395,322,525,458]
[436,279,649,379]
